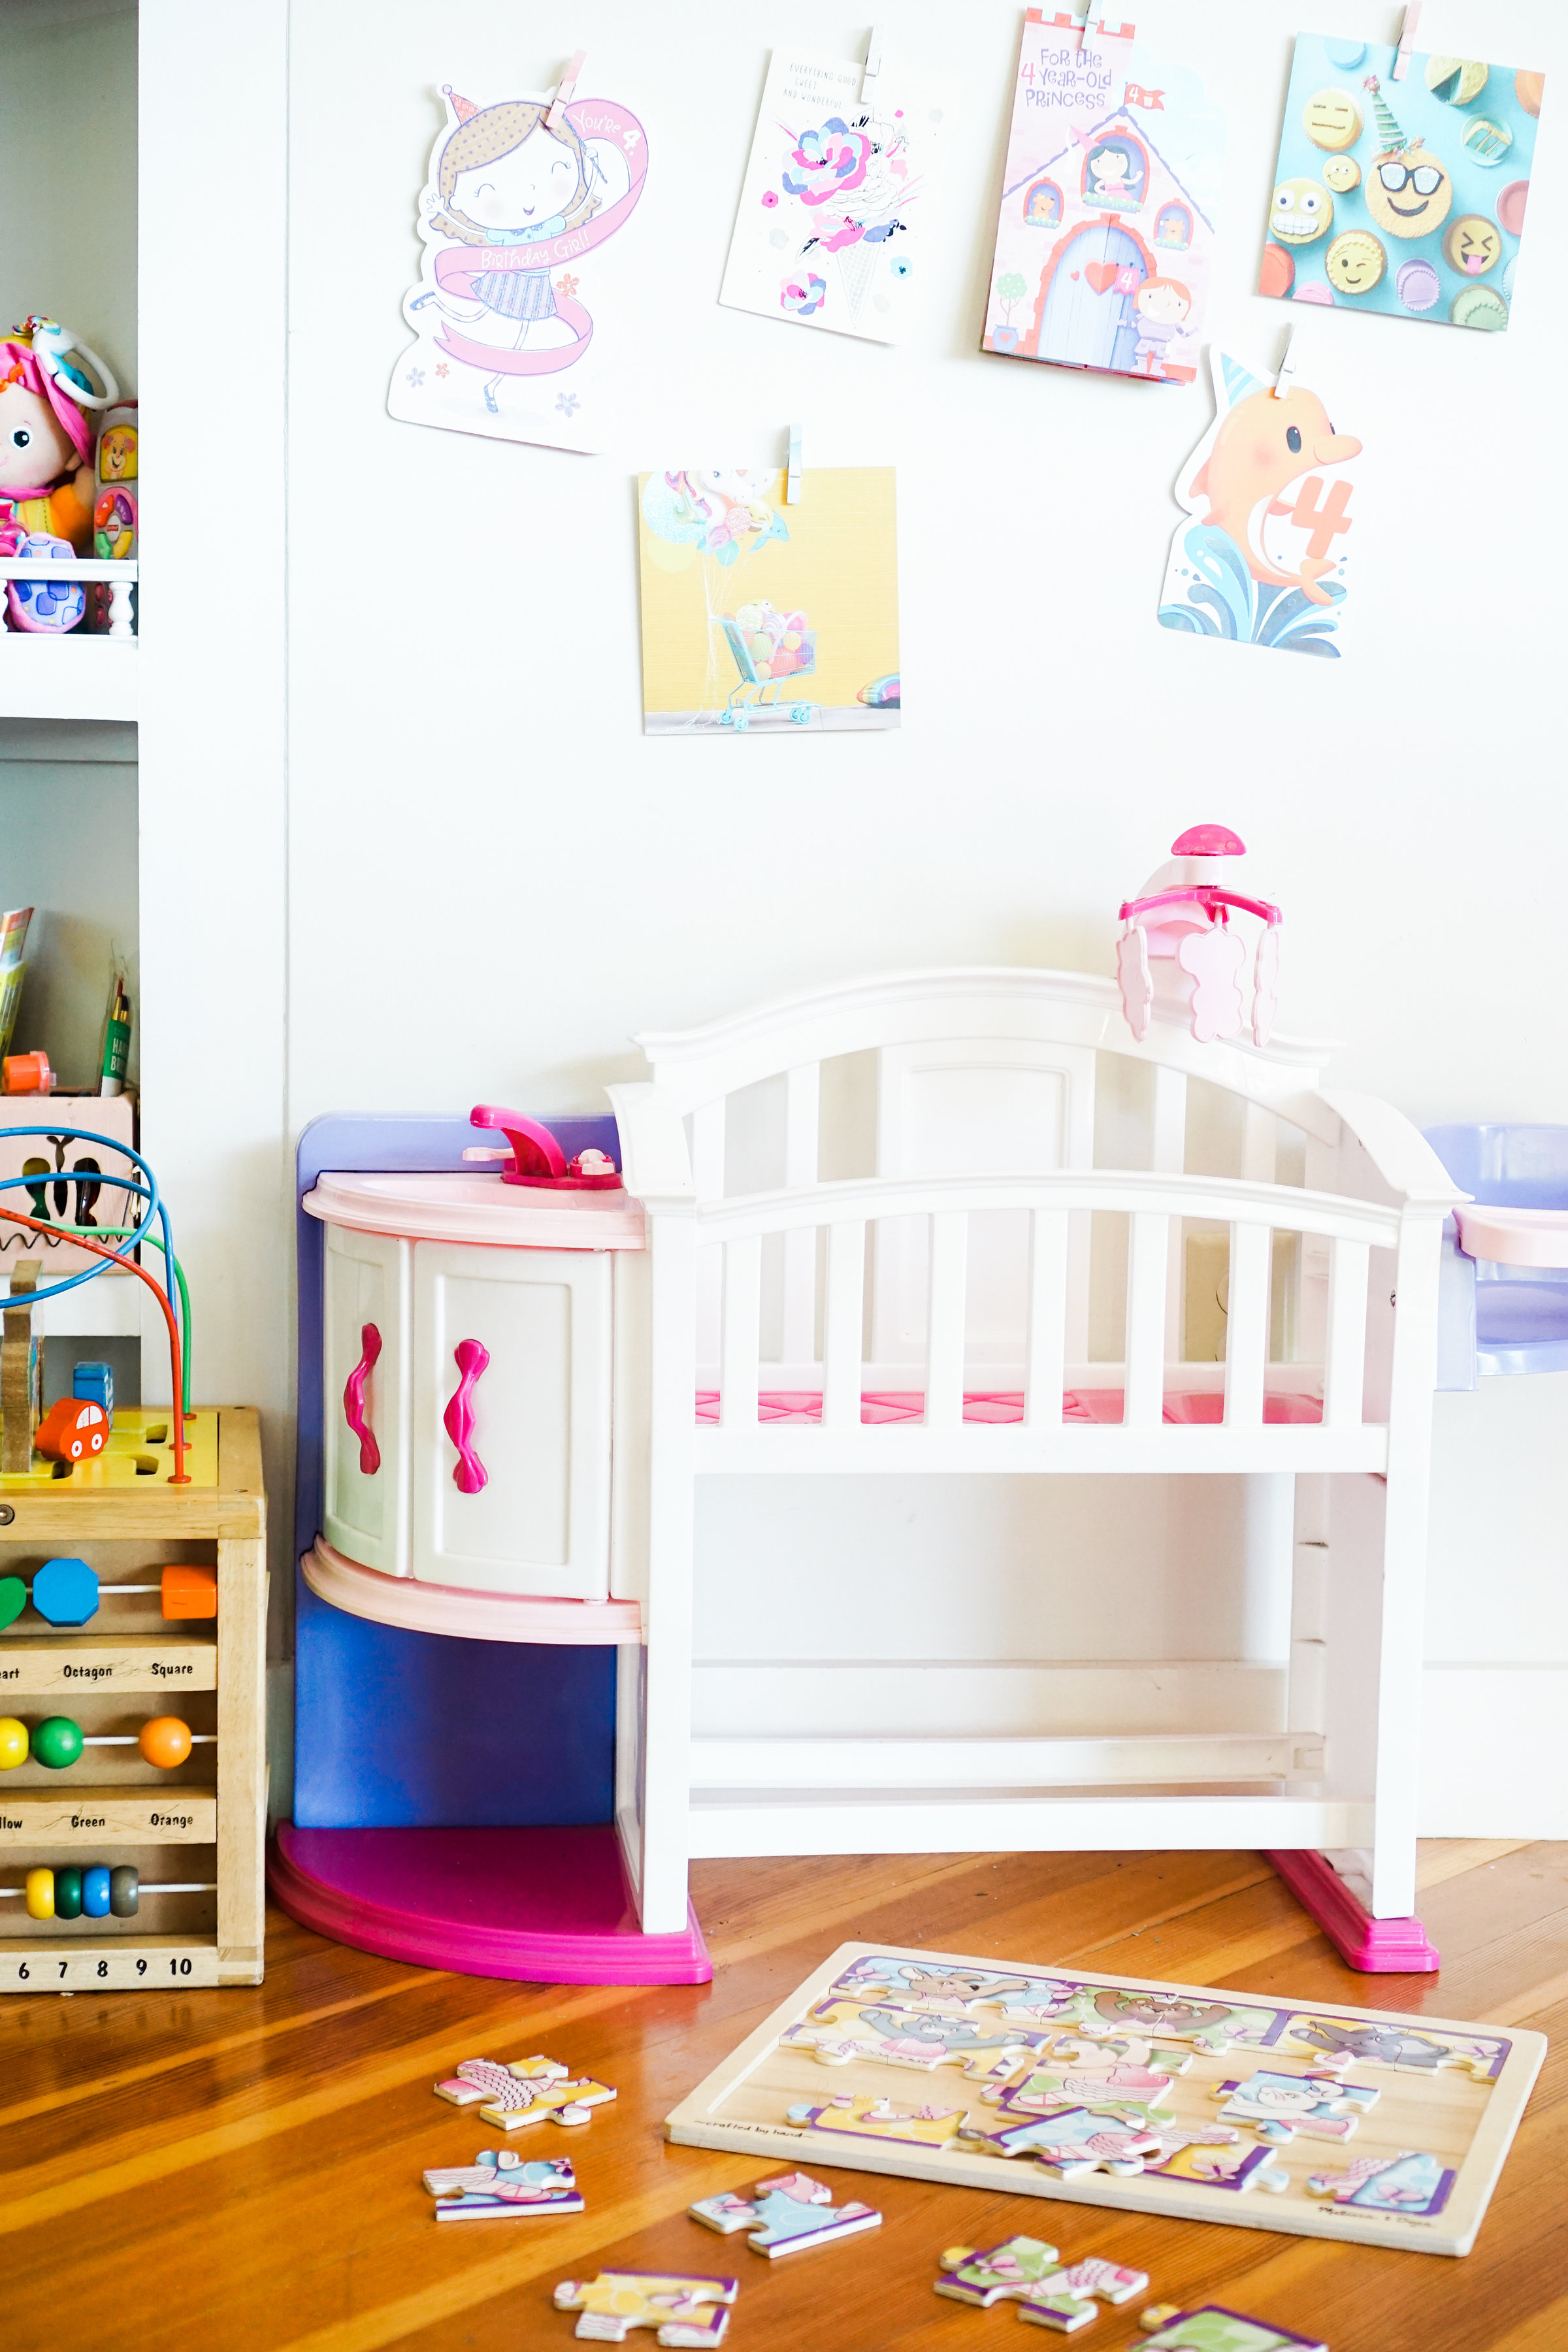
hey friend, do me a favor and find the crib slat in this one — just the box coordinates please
[1151,1066,1186,1360]
[691,1099,725,1200]
[1224,1219,1271,1426]
[780,1063,821,1367]
[821,1220,866,1431]
[1323,1237,1369,1427]
[1023,1208,1068,1429]
[719,1236,762,1429]
[925,1212,968,1429]
[1124,1211,1169,1428]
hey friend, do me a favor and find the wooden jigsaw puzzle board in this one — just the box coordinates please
[666,1941,1544,2257]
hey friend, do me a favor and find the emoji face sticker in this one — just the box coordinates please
[1322,155,1362,194]
[1271,178,1333,246]
[1304,90,1362,150]
[1444,217,1501,276]
[1425,57,1489,107]
[1325,231,1386,296]
[1365,146,1452,240]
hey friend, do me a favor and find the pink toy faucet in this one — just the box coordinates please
[467,1105,623,1190]
[1116,825,1282,1049]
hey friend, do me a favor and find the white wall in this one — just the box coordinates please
[278,1,1568,1827]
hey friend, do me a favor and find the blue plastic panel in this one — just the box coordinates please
[1426,1124,1568,1379]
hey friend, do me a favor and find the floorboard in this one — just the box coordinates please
[5,1844,1565,2349]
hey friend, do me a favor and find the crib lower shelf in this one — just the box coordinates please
[267,1822,711,1984]
[696,1387,1324,1426]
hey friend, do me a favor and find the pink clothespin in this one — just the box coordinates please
[546,48,586,129]
[1392,3,1421,82]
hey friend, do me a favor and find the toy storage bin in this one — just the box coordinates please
[1426,1125,1568,1375]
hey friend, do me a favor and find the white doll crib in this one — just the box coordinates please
[606,964,1463,1970]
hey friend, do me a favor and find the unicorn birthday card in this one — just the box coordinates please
[387,75,648,455]
[982,9,1224,382]
[719,50,947,345]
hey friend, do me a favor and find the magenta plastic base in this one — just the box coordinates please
[1267,1848,1441,1973]
[268,1822,711,1985]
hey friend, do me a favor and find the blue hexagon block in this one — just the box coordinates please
[31,1557,100,1627]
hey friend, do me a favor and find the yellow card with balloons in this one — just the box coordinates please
[636,468,900,734]
[1157,348,1364,659]
[1261,31,1542,329]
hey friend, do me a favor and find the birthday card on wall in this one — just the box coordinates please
[387,77,647,455]
[982,8,1224,384]
[719,50,947,345]
[1261,34,1543,327]
[1158,350,1364,658]
[636,469,900,735]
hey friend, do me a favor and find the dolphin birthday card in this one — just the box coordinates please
[1261,33,1543,328]
[1158,349,1363,658]
[982,8,1225,383]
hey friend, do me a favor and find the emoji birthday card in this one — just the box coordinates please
[719,50,947,344]
[1158,350,1364,657]
[637,469,900,734]
[1261,33,1543,327]
[388,74,647,455]
[982,9,1225,383]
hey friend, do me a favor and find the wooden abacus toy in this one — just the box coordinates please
[0,1558,217,1631]
[3,1863,218,1918]
[0,1713,213,1770]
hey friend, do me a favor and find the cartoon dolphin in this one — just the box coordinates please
[1189,387,1362,607]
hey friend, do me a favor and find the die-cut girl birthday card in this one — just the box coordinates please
[1158,350,1364,657]
[388,74,647,454]
[1260,32,1543,328]
[982,8,1224,382]
[720,49,947,344]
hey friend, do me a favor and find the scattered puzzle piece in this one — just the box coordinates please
[936,2238,1149,2332]
[1137,2305,1328,2351]
[1305,2147,1456,2217]
[1215,2068,1378,2144]
[689,2168,881,2258]
[553,2272,738,2345]
[434,2055,615,2131]
[423,2147,583,2220]
[1281,2015,1508,2081]
[783,2091,968,2149]
[957,2103,1164,2178]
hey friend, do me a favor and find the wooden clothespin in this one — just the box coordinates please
[861,24,882,107]
[1069,5,1094,50]
[1392,2,1422,82]
[785,425,802,506]
[546,48,586,128]
[1271,327,1299,399]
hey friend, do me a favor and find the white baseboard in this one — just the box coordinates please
[1420,1665,1568,1837]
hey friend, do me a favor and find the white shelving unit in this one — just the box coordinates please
[0,636,137,723]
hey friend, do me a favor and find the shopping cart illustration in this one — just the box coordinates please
[717,617,817,729]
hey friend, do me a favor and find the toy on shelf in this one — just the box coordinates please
[424,2148,583,2220]
[689,2169,881,2257]
[0,1559,217,1630]
[93,399,137,580]
[5,534,86,634]
[0,1712,210,1769]
[0,318,116,557]
[1117,825,1281,1047]
[73,1360,114,1417]
[35,1395,108,1460]
[4,1864,217,1918]
[3,1051,54,1094]
[553,2272,738,2345]
[435,2053,616,2131]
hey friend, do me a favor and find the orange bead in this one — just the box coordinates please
[139,1715,193,1768]
[160,1563,218,1620]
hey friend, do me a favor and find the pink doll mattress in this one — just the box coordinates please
[694,1388,1324,1427]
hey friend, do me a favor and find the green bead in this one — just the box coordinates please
[31,1716,84,1770]
[55,1867,83,1919]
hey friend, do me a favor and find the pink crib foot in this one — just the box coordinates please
[1267,1848,1440,1973]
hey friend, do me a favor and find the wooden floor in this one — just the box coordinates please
[6,1843,1567,2350]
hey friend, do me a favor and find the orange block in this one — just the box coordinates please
[160,1563,218,1620]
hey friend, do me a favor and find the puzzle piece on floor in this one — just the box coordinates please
[1280,2014,1509,2082]
[1142,2127,1290,2195]
[1136,2306,1328,2351]
[689,2168,881,2257]
[434,2054,615,2131]
[423,2147,583,2219]
[1215,2068,1379,2143]
[1304,2147,1456,2217]
[553,2272,738,2345]
[936,2238,1149,2332]
[782,1997,1047,2074]
[783,2091,969,2149]
[957,2102,1164,2178]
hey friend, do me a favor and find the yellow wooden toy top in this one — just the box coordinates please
[0,1408,219,1490]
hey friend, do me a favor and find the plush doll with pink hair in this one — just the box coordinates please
[0,320,117,555]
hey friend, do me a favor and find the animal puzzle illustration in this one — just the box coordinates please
[1280,2017,1509,2080]
[689,2169,881,2257]
[553,2273,738,2346]
[1137,2310,1329,2352]
[979,2034,1188,2120]
[783,1994,1046,2074]
[936,2236,1149,2331]
[422,2148,582,2219]
[1214,2069,1380,2144]
[957,2102,1166,2178]
[1305,2148,1456,2216]
[433,2053,615,2129]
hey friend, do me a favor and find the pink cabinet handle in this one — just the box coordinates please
[342,1323,383,1476]
[444,1337,491,1494]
